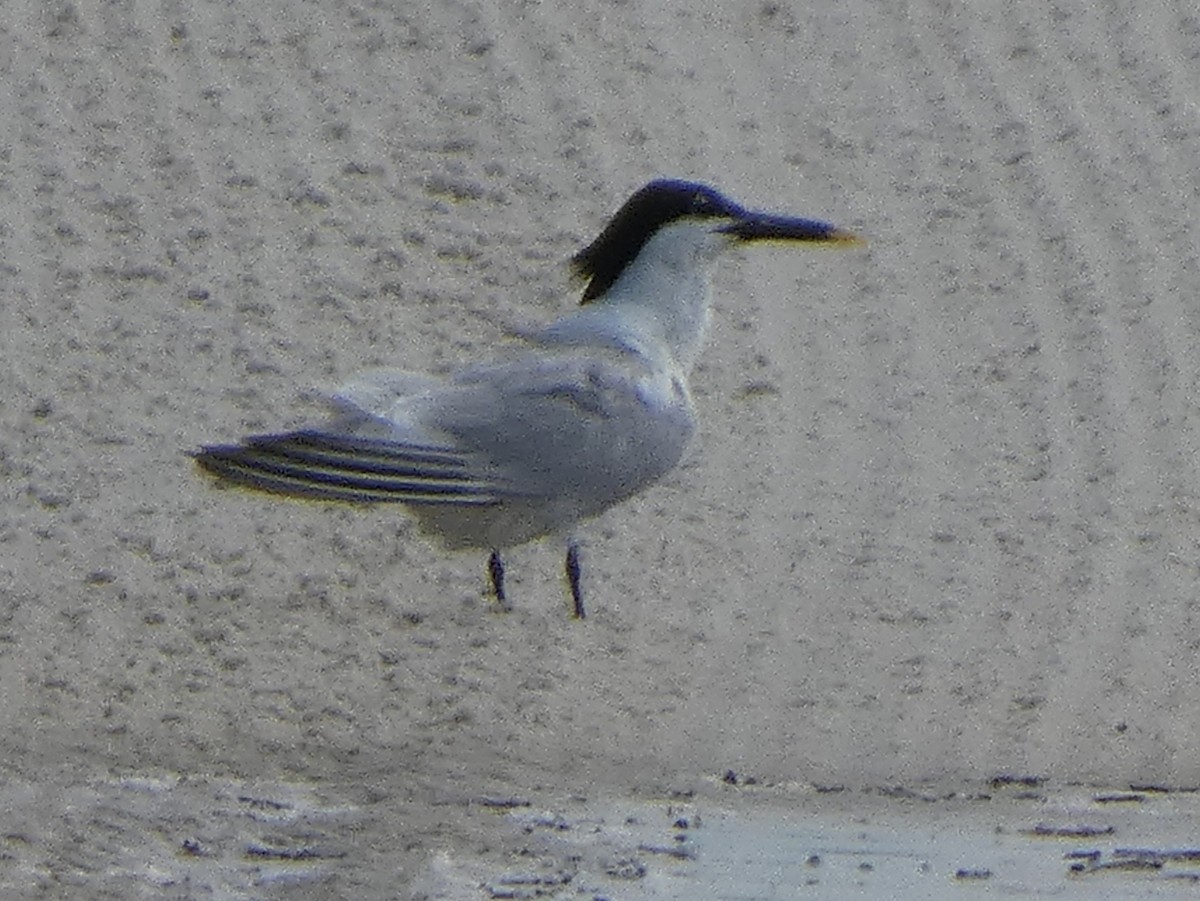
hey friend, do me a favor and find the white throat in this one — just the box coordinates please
[595,221,729,372]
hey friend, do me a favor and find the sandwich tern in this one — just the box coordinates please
[194,179,860,617]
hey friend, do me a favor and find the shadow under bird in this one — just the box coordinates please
[193,179,861,618]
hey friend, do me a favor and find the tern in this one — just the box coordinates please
[193,179,860,618]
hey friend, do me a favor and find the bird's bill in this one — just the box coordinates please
[718,212,863,246]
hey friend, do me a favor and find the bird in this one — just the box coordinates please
[193,179,861,618]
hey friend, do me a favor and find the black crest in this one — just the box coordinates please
[572,180,743,303]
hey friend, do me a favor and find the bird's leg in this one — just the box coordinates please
[566,541,585,619]
[488,550,511,611]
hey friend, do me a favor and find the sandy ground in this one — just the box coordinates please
[2,0,1199,897]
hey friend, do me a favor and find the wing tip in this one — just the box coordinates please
[189,430,515,506]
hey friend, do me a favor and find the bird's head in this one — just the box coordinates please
[571,179,861,303]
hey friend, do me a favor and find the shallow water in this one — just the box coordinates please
[438,785,1200,900]
[661,802,1200,899]
[4,771,1198,898]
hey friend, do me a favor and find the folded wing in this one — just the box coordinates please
[193,430,511,506]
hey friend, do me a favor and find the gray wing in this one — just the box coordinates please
[194,348,695,516]
[432,349,697,513]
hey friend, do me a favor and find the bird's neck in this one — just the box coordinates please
[596,225,722,371]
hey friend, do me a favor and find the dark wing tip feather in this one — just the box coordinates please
[193,430,507,506]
